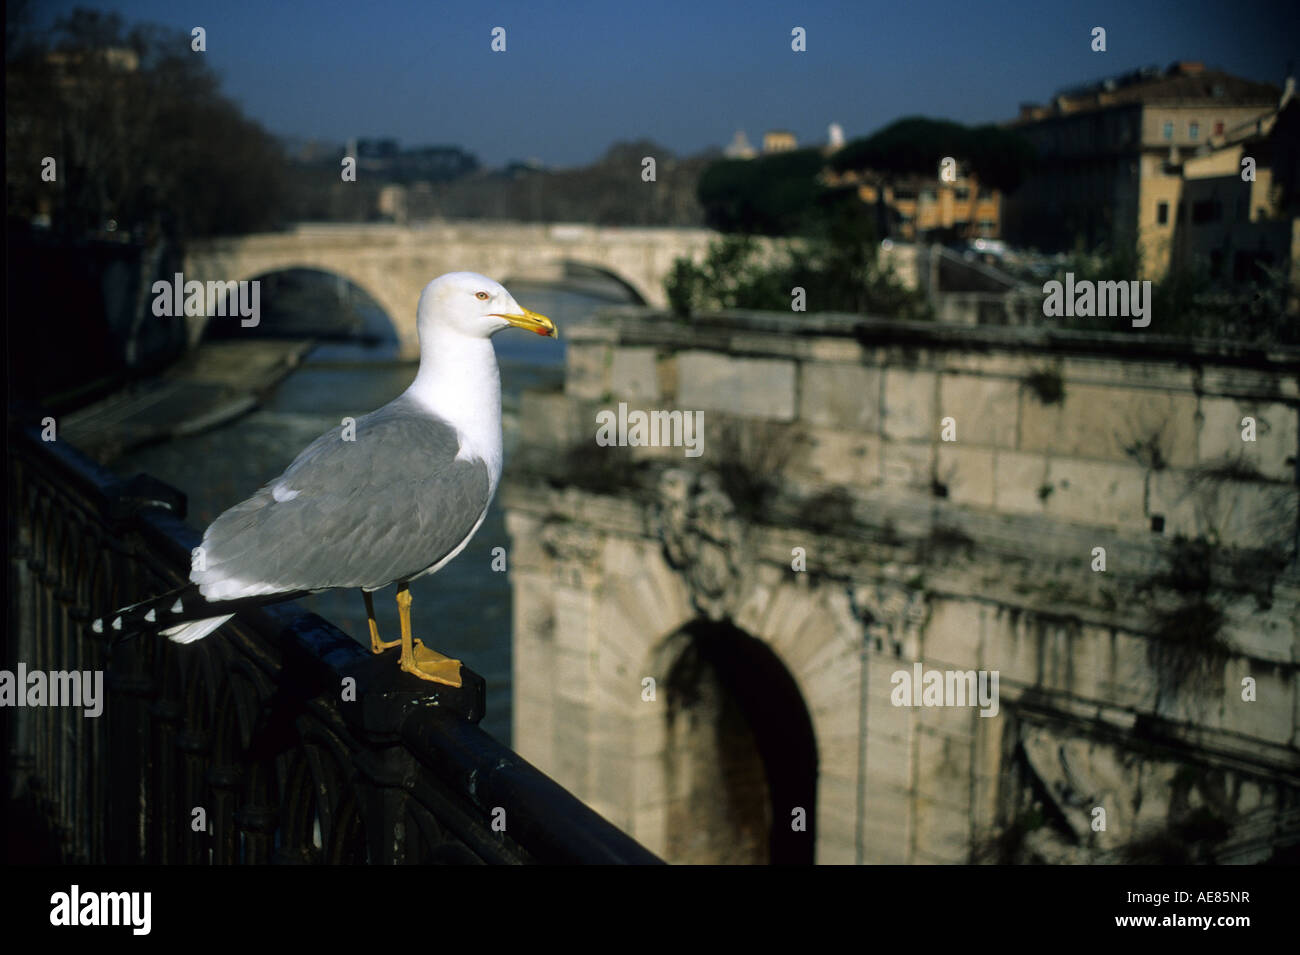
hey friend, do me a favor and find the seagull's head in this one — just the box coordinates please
[417,271,557,341]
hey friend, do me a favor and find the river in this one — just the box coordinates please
[114,283,615,745]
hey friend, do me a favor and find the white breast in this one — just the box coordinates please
[403,329,504,494]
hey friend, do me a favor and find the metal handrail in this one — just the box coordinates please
[6,421,661,865]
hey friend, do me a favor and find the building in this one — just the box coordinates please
[377,184,408,224]
[1163,92,1299,288]
[46,45,140,77]
[1002,61,1286,278]
[762,130,798,154]
[728,125,844,160]
[825,164,1003,243]
[876,169,1001,242]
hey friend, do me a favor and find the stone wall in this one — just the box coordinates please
[503,306,1300,864]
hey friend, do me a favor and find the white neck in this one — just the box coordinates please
[403,326,503,491]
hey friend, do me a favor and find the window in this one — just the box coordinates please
[894,188,916,200]
[1189,121,1200,140]
[1162,121,1174,140]
[954,187,970,200]
[977,188,994,200]
[920,189,937,202]
[1213,121,1224,136]
[1156,201,1169,225]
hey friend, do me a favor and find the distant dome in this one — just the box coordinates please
[724,129,757,159]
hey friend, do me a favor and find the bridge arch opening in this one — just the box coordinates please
[501,261,649,307]
[557,261,649,304]
[200,267,400,350]
[659,619,818,864]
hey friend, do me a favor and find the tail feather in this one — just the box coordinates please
[92,585,306,647]
[162,614,236,644]
[92,585,197,644]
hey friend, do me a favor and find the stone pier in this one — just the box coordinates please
[503,307,1299,864]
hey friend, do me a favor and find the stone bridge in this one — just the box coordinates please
[184,222,718,356]
[503,307,1300,864]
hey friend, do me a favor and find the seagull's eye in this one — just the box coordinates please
[475,291,490,301]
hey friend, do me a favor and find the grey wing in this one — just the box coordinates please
[192,405,492,599]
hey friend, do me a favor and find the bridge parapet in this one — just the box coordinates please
[7,422,660,864]
[184,222,720,356]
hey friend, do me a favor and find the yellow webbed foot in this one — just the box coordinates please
[398,639,463,687]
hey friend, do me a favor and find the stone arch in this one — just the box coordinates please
[498,259,653,308]
[735,578,875,864]
[183,223,719,343]
[557,259,651,305]
[578,520,866,862]
[229,266,401,343]
[182,253,417,354]
[628,598,824,865]
[650,619,819,864]
[515,483,872,862]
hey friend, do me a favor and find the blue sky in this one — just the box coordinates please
[35,0,1300,167]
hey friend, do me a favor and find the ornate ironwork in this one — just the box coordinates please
[6,422,661,865]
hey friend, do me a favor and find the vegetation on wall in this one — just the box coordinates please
[1055,241,1298,347]
[1022,368,1065,405]
[1140,535,1234,707]
[665,229,931,319]
[710,421,807,524]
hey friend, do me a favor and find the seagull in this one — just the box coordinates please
[93,272,558,686]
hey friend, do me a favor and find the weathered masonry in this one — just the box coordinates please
[504,307,1300,864]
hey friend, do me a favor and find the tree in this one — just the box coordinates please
[696,148,831,235]
[830,116,1038,194]
[6,7,288,240]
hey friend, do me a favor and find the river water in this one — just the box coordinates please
[114,284,613,744]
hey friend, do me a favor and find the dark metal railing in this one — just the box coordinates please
[6,421,661,864]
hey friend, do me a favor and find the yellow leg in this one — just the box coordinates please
[363,591,399,654]
[395,583,463,687]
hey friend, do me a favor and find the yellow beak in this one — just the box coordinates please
[493,307,558,338]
